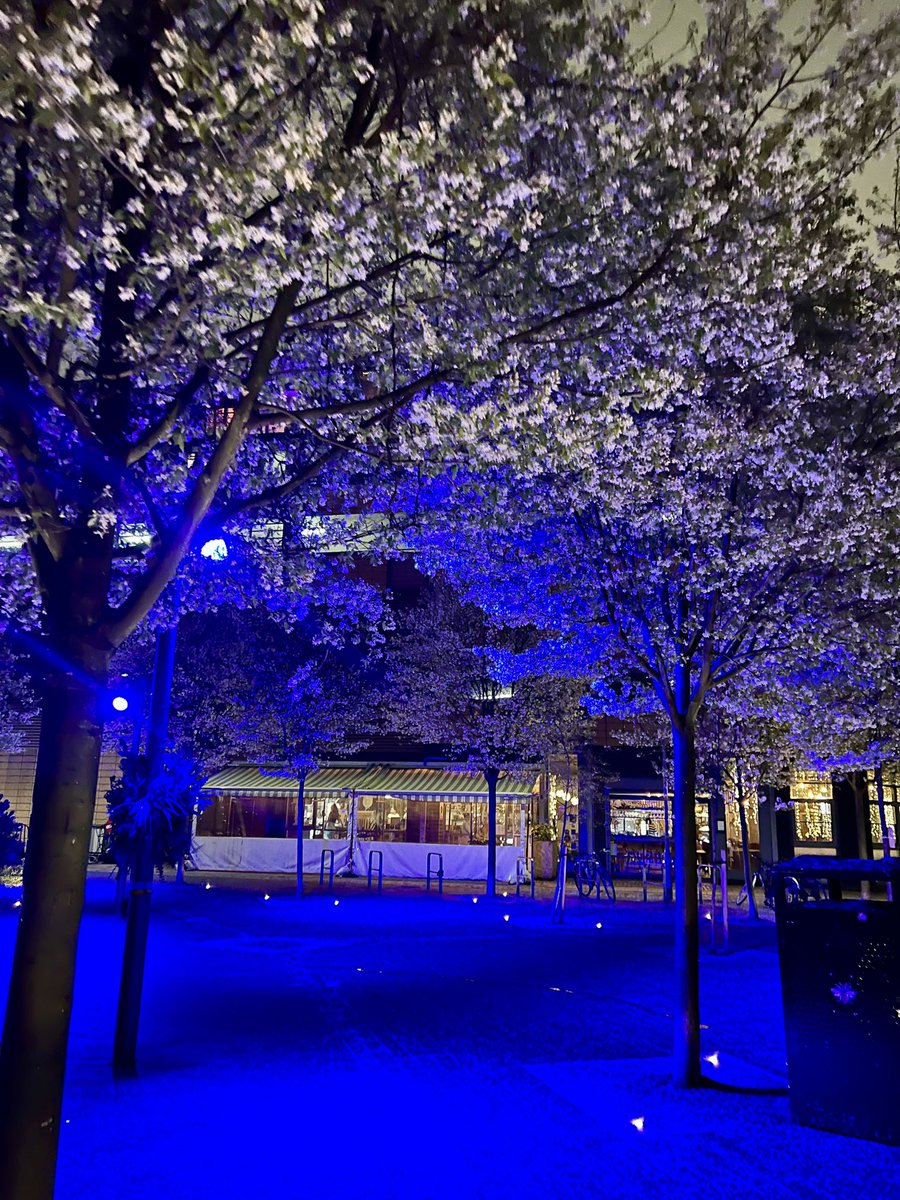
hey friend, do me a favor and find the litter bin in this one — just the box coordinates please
[773,857,900,1145]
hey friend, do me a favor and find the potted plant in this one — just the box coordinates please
[531,822,558,881]
[0,795,25,883]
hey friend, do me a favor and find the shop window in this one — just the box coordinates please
[868,795,898,853]
[793,801,833,843]
[197,793,290,838]
[199,791,523,846]
[610,795,669,838]
[790,774,833,843]
[354,795,408,842]
[354,796,521,846]
[301,794,351,839]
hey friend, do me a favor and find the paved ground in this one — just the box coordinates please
[1,872,895,1199]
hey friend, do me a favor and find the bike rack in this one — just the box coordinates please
[697,864,713,903]
[367,849,383,892]
[319,847,335,890]
[516,857,535,899]
[426,851,444,895]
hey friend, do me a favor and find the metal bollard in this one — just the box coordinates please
[319,847,335,890]
[720,859,730,952]
[367,849,383,892]
[641,863,648,902]
[426,851,444,896]
[709,863,718,948]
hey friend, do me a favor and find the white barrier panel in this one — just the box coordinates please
[193,836,522,882]
[193,836,350,874]
[352,840,522,883]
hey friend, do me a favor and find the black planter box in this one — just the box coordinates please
[773,857,900,1145]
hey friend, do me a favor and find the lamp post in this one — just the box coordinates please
[109,684,147,915]
[113,538,226,1074]
[485,766,499,898]
[113,606,178,1075]
[111,679,147,757]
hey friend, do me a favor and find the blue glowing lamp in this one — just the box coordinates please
[111,695,129,713]
[200,537,228,562]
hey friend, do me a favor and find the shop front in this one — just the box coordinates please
[194,763,537,882]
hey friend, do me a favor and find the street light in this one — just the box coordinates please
[200,537,228,561]
[109,683,146,755]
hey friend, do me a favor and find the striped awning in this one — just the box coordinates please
[202,763,536,802]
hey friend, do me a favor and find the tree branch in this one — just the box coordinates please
[125,364,210,465]
[205,444,343,529]
[3,323,100,446]
[265,368,455,426]
[105,281,301,645]
[508,235,679,345]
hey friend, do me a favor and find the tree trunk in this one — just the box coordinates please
[485,767,498,898]
[296,769,307,898]
[0,649,107,1200]
[116,861,129,916]
[671,717,701,1088]
[736,764,759,920]
[874,762,893,901]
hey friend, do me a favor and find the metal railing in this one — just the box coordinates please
[367,849,383,892]
[319,847,335,891]
[426,851,444,896]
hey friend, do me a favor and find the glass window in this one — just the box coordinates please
[302,793,350,839]
[790,773,833,844]
[868,792,898,852]
[610,795,668,838]
[200,791,523,847]
[793,801,832,843]
[354,794,408,842]
[197,793,290,838]
[356,795,521,846]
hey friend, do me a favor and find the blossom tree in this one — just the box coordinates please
[0,2,649,1188]
[416,300,900,1083]
[173,601,377,893]
[381,580,588,895]
[778,627,900,871]
[1,0,898,1183]
[405,4,900,1087]
[696,696,799,920]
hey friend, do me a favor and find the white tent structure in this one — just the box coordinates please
[194,762,538,882]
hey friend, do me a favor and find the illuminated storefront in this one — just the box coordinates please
[790,773,835,847]
[194,762,537,881]
[866,770,899,854]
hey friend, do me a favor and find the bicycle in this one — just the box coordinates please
[573,853,616,902]
[737,863,827,908]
